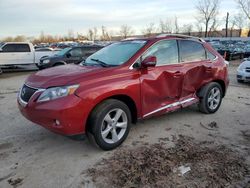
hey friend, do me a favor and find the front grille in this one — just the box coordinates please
[246,67,250,73]
[237,75,242,79]
[20,85,37,103]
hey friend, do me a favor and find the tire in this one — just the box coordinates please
[88,99,131,150]
[237,79,244,83]
[198,82,223,114]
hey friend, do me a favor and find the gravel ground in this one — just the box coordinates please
[0,62,250,188]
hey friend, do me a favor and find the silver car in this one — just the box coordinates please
[237,58,250,83]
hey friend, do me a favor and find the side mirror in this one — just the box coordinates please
[66,53,71,58]
[141,56,157,68]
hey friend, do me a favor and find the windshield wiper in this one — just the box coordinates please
[90,58,110,67]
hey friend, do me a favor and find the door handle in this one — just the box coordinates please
[173,71,182,78]
[206,67,212,72]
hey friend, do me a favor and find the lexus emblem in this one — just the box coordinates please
[21,88,26,97]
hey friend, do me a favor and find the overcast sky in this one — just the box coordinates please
[0,0,240,38]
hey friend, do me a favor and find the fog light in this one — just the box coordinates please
[55,119,60,126]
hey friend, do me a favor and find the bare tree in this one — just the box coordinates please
[120,25,134,39]
[208,18,220,36]
[196,0,220,37]
[142,23,156,37]
[101,26,112,41]
[236,0,250,19]
[174,16,180,34]
[181,24,193,35]
[195,22,203,37]
[93,27,98,40]
[88,29,94,41]
[159,19,173,33]
[234,13,246,29]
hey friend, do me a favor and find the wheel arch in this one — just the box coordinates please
[53,61,67,66]
[85,94,138,133]
[197,79,226,98]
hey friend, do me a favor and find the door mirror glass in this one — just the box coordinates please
[141,56,157,68]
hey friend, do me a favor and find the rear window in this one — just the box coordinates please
[179,40,206,62]
[2,44,31,52]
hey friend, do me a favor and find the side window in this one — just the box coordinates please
[82,48,97,57]
[70,48,82,57]
[18,44,31,52]
[179,40,206,62]
[207,50,216,60]
[2,44,30,52]
[142,40,178,66]
[2,44,16,52]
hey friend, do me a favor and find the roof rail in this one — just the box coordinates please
[121,37,143,41]
[157,34,205,43]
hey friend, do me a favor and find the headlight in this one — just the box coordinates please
[37,85,79,102]
[43,59,50,64]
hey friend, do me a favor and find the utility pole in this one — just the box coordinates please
[225,12,229,37]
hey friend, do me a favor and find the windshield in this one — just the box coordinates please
[83,40,147,66]
[55,47,71,56]
[0,42,5,47]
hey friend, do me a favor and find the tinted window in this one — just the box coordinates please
[142,40,178,66]
[69,48,82,57]
[82,48,98,57]
[179,40,206,62]
[2,44,31,52]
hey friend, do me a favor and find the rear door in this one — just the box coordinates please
[0,43,33,65]
[139,40,184,118]
[178,40,208,100]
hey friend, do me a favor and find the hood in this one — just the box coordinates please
[25,64,107,88]
[41,54,62,61]
[241,60,250,67]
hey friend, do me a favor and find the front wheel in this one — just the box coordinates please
[198,82,223,114]
[88,99,131,150]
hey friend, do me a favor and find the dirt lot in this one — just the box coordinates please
[0,62,250,188]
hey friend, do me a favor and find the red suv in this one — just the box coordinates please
[18,35,229,150]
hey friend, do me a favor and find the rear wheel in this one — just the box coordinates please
[88,99,131,150]
[198,82,222,114]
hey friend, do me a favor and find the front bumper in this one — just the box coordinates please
[18,92,91,136]
[237,70,250,82]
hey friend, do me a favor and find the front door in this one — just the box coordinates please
[139,40,184,118]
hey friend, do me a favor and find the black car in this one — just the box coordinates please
[37,45,103,69]
[217,47,244,61]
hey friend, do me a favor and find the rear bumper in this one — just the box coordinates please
[18,94,91,136]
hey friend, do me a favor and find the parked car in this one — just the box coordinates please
[218,47,244,60]
[0,42,57,67]
[244,46,250,58]
[18,35,229,150]
[37,45,103,69]
[237,58,250,83]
